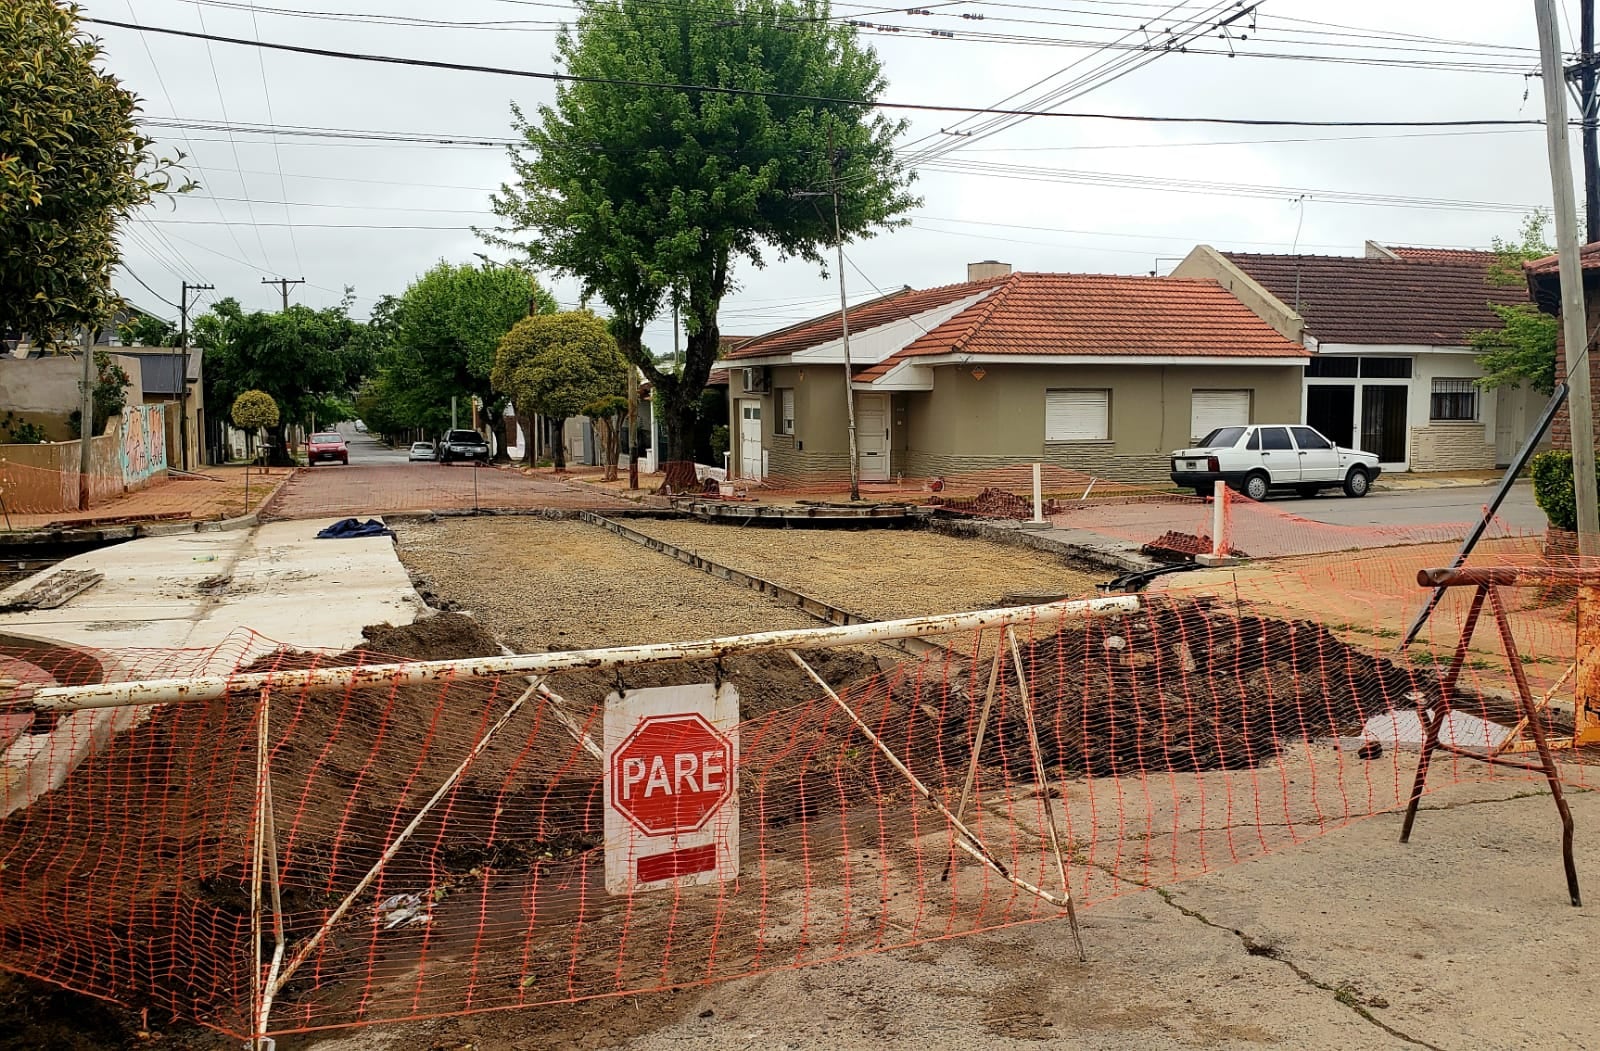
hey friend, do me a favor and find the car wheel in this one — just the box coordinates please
[1243,471,1270,502]
[1297,485,1319,499]
[1343,467,1371,498]
[1194,487,1211,499]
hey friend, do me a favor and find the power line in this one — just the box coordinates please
[191,3,276,271]
[245,0,305,276]
[115,263,182,313]
[85,17,1551,129]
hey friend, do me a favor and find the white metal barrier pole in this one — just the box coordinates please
[1212,480,1227,559]
[1032,463,1045,524]
[22,596,1142,712]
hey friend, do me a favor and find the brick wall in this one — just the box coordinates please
[902,448,1171,485]
[1550,292,1600,450]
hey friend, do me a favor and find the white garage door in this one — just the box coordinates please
[1191,389,1251,441]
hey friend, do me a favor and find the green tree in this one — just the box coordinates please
[117,312,177,347]
[198,296,372,464]
[229,389,279,460]
[492,311,627,472]
[0,1,191,344]
[375,261,557,459]
[486,0,916,481]
[65,349,130,438]
[1469,211,1558,394]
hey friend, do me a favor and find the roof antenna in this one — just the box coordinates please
[1289,193,1310,314]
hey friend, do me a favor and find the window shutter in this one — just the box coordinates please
[1045,390,1109,441]
[1190,390,1251,441]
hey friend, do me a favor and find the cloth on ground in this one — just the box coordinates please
[316,518,394,540]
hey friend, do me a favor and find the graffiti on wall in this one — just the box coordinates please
[119,403,168,485]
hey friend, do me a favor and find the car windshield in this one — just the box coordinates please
[447,430,482,442]
[311,433,341,443]
[1196,426,1245,448]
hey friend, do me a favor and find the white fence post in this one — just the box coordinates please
[1198,480,1237,566]
[1024,462,1049,529]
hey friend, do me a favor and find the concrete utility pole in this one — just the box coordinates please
[260,276,304,311]
[1538,0,1600,553]
[1584,0,1599,243]
[829,125,862,503]
[77,327,95,510]
[179,281,214,471]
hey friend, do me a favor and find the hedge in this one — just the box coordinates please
[1530,449,1600,532]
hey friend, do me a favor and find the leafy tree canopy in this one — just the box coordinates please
[486,0,916,462]
[493,310,627,422]
[117,311,177,347]
[0,1,192,343]
[1470,211,1557,394]
[197,294,372,462]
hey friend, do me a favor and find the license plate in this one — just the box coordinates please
[1182,460,1202,471]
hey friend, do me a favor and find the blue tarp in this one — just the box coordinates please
[315,518,394,540]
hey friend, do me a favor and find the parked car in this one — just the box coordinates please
[1170,424,1380,501]
[437,429,490,464]
[353,419,367,433]
[408,441,436,462]
[306,431,349,466]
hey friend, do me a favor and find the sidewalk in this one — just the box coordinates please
[1,466,290,533]
[1374,469,1513,491]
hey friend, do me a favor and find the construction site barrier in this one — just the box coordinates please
[0,562,1594,1044]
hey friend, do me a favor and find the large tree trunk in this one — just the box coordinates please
[266,421,293,467]
[516,410,535,465]
[486,400,513,463]
[551,416,567,471]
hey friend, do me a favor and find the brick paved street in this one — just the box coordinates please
[260,461,644,520]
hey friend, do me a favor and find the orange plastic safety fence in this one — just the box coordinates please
[0,576,1592,1041]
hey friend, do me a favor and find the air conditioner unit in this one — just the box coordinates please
[742,366,771,394]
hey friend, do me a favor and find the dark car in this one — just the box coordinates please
[306,431,349,466]
[438,429,490,464]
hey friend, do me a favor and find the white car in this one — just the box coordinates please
[408,441,436,462]
[1170,424,1381,501]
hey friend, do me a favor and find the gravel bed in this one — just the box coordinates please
[392,517,827,651]
[616,519,1107,620]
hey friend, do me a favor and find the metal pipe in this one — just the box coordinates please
[20,595,1142,711]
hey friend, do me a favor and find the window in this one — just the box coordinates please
[1190,389,1251,441]
[1305,356,1358,378]
[1246,429,1261,450]
[1197,426,1246,449]
[1360,357,1413,379]
[1045,389,1109,441]
[1258,426,1293,451]
[775,388,795,434]
[1430,377,1478,421]
[1291,426,1332,450]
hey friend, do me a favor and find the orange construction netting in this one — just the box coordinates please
[0,554,1593,1041]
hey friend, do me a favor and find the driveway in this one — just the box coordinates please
[1286,482,1546,532]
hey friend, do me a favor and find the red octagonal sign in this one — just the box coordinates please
[610,713,734,836]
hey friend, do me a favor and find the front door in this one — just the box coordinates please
[1360,385,1408,467]
[856,394,889,481]
[1306,385,1356,449]
[738,400,763,480]
[1252,425,1300,483]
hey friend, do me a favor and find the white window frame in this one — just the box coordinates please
[775,388,795,435]
[1045,389,1110,442]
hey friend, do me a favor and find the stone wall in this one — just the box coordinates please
[1408,422,1496,471]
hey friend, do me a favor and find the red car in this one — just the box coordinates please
[306,432,349,465]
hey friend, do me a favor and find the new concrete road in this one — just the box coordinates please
[1285,482,1545,532]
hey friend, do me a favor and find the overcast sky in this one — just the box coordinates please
[96,0,1560,353]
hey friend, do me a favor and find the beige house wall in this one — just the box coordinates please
[1171,247,1305,344]
[734,361,1305,485]
[0,353,143,442]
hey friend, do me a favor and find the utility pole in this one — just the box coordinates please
[829,125,862,503]
[1538,0,1600,552]
[627,365,639,489]
[1584,0,1599,243]
[77,326,95,510]
[179,281,214,471]
[260,276,304,311]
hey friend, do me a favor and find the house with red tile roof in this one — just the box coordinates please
[720,262,1308,485]
[1173,246,1547,473]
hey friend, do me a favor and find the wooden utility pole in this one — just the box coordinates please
[829,125,862,503]
[1584,0,1599,243]
[1538,0,1600,553]
[260,276,304,311]
[77,327,95,510]
[179,281,214,470]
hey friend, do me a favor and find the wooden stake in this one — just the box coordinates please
[942,639,1007,881]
